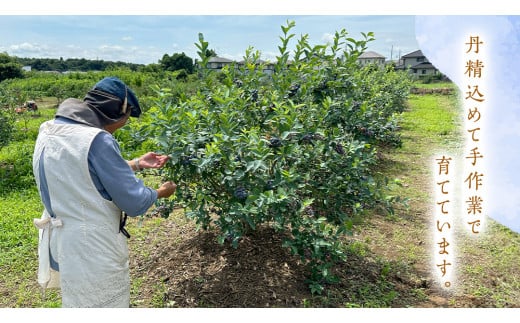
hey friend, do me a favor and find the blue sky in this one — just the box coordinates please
[0,15,418,65]
[2,1,516,64]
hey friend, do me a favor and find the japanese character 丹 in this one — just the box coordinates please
[465,36,483,54]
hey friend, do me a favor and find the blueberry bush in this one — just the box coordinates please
[0,109,13,150]
[0,86,17,150]
[143,21,412,293]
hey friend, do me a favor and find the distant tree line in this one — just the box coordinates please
[16,57,145,72]
[1,48,217,82]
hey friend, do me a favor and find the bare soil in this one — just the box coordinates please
[128,210,504,308]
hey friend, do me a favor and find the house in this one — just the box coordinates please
[409,61,438,76]
[398,49,439,76]
[205,56,277,75]
[357,51,386,67]
[237,59,276,75]
[207,56,234,70]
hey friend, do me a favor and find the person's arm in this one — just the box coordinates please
[127,152,177,199]
[88,132,161,216]
[127,152,170,172]
[128,158,140,172]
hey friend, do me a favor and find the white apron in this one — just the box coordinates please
[33,121,130,307]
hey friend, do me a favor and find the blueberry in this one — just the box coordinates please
[300,133,314,146]
[351,101,361,110]
[180,156,191,166]
[288,83,300,97]
[234,79,243,87]
[250,89,259,102]
[317,80,327,90]
[313,133,325,141]
[268,137,282,148]
[334,143,345,155]
[180,154,196,166]
[304,206,315,217]
[234,187,248,200]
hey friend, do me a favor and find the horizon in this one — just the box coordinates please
[11,46,419,68]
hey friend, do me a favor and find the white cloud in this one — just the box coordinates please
[122,36,133,41]
[261,51,278,62]
[321,32,334,44]
[9,42,47,53]
[98,44,125,52]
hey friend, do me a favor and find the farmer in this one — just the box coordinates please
[32,76,177,307]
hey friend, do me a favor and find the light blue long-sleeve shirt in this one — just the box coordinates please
[37,117,157,217]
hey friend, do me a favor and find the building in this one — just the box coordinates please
[205,56,277,75]
[357,51,386,67]
[237,59,275,75]
[206,57,234,70]
[398,49,439,76]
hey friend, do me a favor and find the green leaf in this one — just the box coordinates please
[246,160,267,173]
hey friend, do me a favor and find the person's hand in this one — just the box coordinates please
[139,152,170,169]
[157,181,177,199]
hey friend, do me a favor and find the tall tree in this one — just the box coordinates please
[0,52,23,82]
[206,49,217,57]
[159,52,194,73]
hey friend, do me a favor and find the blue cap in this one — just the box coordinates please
[93,76,141,117]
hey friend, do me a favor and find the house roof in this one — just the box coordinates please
[358,51,385,59]
[237,59,274,65]
[401,50,424,58]
[410,62,437,69]
[208,56,234,63]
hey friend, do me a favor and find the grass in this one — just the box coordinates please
[357,88,520,307]
[456,221,520,307]
[0,100,60,308]
[413,81,458,90]
[360,90,463,299]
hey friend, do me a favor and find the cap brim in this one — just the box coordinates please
[130,106,141,117]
